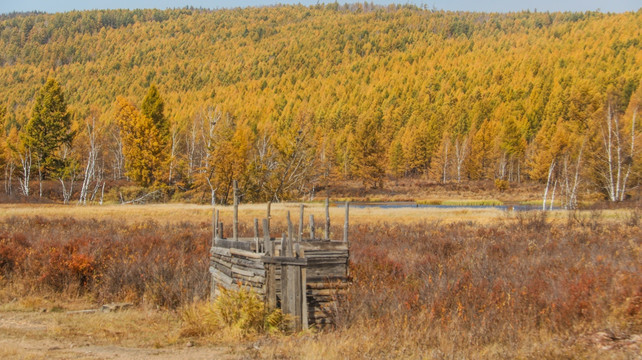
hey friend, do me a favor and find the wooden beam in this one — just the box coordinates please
[299,203,304,242]
[212,205,217,244]
[261,256,308,266]
[265,218,276,311]
[324,197,330,240]
[280,232,289,321]
[266,201,271,235]
[253,218,260,253]
[300,247,308,330]
[287,212,294,257]
[233,180,239,241]
[343,201,349,243]
[262,218,270,255]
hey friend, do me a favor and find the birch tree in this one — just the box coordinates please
[592,104,639,201]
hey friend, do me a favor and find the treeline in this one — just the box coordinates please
[0,5,640,205]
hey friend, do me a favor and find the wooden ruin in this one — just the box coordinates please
[209,181,350,330]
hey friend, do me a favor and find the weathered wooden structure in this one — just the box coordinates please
[209,182,350,330]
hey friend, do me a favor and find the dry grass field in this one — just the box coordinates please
[0,203,640,359]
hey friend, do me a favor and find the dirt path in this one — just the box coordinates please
[0,312,244,360]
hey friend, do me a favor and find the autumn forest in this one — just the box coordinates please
[0,4,640,205]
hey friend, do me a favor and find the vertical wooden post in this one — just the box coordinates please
[218,221,224,240]
[266,201,271,235]
[262,219,271,254]
[343,201,349,243]
[280,232,289,317]
[298,204,304,242]
[264,218,276,311]
[286,231,297,329]
[253,218,260,253]
[287,212,294,257]
[281,232,287,256]
[300,247,308,330]
[324,197,330,240]
[294,243,302,331]
[212,206,218,246]
[233,180,239,241]
[309,214,315,240]
[215,210,220,240]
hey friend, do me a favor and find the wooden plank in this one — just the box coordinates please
[300,248,308,330]
[307,276,349,283]
[214,263,233,278]
[286,261,297,329]
[266,201,271,235]
[300,242,349,251]
[210,266,234,286]
[281,232,287,258]
[212,255,264,273]
[219,222,224,240]
[343,201,349,243]
[253,218,260,253]
[306,258,349,264]
[307,281,350,289]
[230,247,263,259]
[307,264,347,278]
[309,289,348,296]
[280,263,289,320]
[212,205,217,243]
[298,204,304,242]
[324,197,330,240]
[266,263,276,311]
[304,251,349,257]
[231,265,257,278]
[227,256,264,269]
[215,239,253,251]
[263,219,270,255]
[287,214,294,257]
[262,256,308,266]
[294,262,302,331]
[210,246,232,257]
[233,180,239,241]
[309,214,315,240]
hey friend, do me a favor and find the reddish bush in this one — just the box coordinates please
[0,217,210,308]
[338,212,641,346]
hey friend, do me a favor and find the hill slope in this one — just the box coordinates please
[0,5,640,203]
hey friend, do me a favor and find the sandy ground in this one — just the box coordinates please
[0,312,243,360]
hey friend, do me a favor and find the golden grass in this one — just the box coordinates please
[1,204,638,359]
[1,202,629,228]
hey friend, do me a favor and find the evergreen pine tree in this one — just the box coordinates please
[141,84,169,142]
[23,79,75,196]
[352,116,385,189]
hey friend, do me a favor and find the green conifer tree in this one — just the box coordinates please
[141,84,168,142]
[352,116,385,189]
[23,79,75,196]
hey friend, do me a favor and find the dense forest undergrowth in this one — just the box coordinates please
[0,5,640,207]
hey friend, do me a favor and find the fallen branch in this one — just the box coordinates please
[120,190,160,205]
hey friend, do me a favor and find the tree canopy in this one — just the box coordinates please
[0,5,640,203]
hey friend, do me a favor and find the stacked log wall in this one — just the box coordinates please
[210,238,349,327]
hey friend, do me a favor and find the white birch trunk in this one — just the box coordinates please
[543,159,555,211]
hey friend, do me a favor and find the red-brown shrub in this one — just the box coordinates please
[0,216,210,308]
[336,212,641,349]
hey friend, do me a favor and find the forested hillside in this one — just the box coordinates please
[0,4,640,204]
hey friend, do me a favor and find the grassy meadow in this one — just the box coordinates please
[0,204,639,359]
